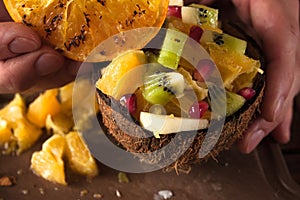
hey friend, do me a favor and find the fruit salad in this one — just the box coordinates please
[96,3,263,138]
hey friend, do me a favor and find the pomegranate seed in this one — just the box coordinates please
[189,101,209,119]
[238,87,256,100]
[193,59,214,82]
[189,26,203,43]
[168,6,182,18]
[120,94,137,115]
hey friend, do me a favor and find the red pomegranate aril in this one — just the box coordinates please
[189,101,209,119]
[238,87,256,100]
[168,6,182,18]
[189,26,203,43]
[120,94,137,115]
[193,59,214,82]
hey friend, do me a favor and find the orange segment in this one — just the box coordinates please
[0,94,42,154]
[0,119,14,145]
[0,94,26,124]
[65,131,98,177]
[27,89,61,128]
[4,0,169,61]
[96,50,147,98]
[31,134,67,185]
[206,43,260,91]
[14,119,42,154]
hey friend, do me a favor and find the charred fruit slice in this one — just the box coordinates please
[3,0,169,61]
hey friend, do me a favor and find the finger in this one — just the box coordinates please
[23,60,82,93]
[0,22,41,60]
[24,62,80,93]
[248,0,299,122]
[237,91,297,154]
[0,46,65,93]
[271,105,293,144]
[237,117,273,154]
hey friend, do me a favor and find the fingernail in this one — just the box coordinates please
[35,53,63,76]
[246,130,265,153]
[9,37,39,54]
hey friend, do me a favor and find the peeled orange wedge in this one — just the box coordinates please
[96,50,147,98]
[65,131,98,177]
[4,0,169,61]
[206,43,261,91]
[31,134,67,185]
[0,94,42,154]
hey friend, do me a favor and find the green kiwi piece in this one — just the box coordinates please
[200,30,247,54]
[226,91,246,116]
[157,29,188,70]
[208,86,246,116]
[142,71,185,105]
[182,4,218,28]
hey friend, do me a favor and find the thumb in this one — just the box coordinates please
[0,22,41,60]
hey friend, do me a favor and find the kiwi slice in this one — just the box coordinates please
[142,71,185,105]
[225,91,246,116]
[208,87,246,116]
[181,4,218,28]
[157,29,188,70]
[200,30,247,54]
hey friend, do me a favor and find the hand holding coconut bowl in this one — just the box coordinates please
[0,0,299,171]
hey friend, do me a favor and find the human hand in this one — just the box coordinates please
[0,0,79,94]
[232,0,300,153]
[187,0,300,153]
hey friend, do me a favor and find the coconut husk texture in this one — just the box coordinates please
[96,22,265,173]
